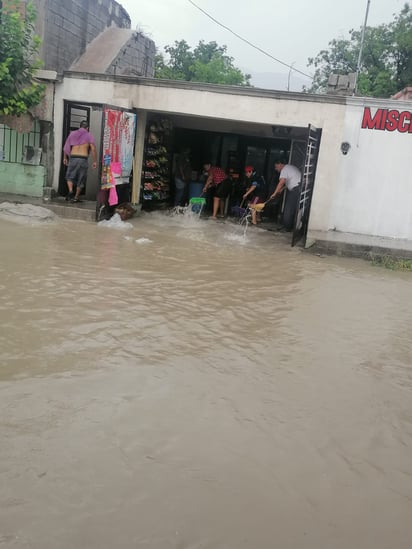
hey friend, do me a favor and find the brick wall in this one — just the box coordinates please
[33,0,132,73]
[107,32,156,77]
[392,87,412,101]
[2,0,26,15]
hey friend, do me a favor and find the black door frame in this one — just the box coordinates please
[58,101,101,196]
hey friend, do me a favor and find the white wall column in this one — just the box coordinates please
[132,110,147,206]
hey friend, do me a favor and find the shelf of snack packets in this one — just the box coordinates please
[141,118,173,203]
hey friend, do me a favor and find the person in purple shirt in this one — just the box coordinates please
[63,120,97,202]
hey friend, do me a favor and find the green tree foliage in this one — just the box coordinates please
[155,40,251,86]
[0,2,44,115]
[307,3,412,97]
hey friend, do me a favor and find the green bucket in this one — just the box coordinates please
[189,197,206,205]
[189,196,206,214]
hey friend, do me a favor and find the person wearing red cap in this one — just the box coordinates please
[242,166,266,205]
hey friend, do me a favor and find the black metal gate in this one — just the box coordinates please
[291,124,322,247]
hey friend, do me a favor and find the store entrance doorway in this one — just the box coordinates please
[140,113,322,247]
[58,101,103,200]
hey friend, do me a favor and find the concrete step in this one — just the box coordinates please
[44,198,96,222]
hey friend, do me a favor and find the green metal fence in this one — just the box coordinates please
[0,121,41,163]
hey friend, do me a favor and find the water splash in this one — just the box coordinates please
[224,232,249,245]
[135,237,152,245]
[98,213,133,230]
[169,204,205,221]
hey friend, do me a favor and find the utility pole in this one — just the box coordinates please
[354,0,371,94]
[287,62,295,92]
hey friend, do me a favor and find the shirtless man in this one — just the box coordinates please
[63,120,97,202]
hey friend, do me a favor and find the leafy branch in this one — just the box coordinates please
[0,2,45,115]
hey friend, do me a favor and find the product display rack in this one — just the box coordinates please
[141,118,173,207]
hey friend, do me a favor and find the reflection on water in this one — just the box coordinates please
[1,211,412,549]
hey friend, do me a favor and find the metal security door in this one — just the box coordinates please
[58,102,91,196]
[291,124,322,247]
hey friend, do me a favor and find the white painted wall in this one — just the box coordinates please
[329,98,412,240]
[54,75,347,232]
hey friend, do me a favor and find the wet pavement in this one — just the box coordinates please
[1,208,412,548]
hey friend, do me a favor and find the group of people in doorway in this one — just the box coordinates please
[62,123,301,231]
[173,153,302,231]
[247,160,301,231]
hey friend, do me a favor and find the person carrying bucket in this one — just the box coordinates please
[202,161,232,220]
[242,166,267,225]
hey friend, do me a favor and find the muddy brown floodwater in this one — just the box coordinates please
[1,209,412,549]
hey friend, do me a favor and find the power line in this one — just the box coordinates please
[187,0,313,81]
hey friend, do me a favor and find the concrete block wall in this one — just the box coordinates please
[0,162,46,198]
[33,0,131,74]
[107,32,156,77]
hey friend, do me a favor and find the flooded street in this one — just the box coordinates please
[1,209,412,549]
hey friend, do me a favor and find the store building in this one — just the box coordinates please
[50,72,412,253]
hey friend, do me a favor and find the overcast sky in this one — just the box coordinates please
[119,0,404,90]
